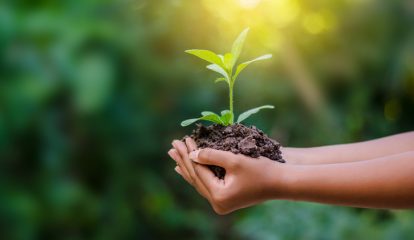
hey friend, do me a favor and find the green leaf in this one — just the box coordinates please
[223,53,234,71]
[200,112,224,124]
[233,54,272,81]
[231,28,249,66]
[215,77,226,83]
[201,111,216,116]
[181,112,224,127]
[181,118,201,127]
[206,64,230,80]
[220,110,234,126]
[185,49,224,68]
[237,105,274,123]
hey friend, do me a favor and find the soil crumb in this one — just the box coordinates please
[185,123,285,179]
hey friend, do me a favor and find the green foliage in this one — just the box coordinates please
[231,28,249,67]
[181,111,224,126]
[182,28,274,126]
[237,105,275,123]
[180,110,234,127]
[234,54,273,80]
[236,201,414,240]
[184,49,225,69]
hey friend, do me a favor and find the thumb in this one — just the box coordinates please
[189,148,236,169]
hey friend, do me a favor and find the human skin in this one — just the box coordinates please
[168,132,414,215]
[283,132,414,164]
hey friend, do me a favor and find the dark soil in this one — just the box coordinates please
[185,123,285,179]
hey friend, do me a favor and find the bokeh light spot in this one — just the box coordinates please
[303,13,326,34]
[238,0,262,9]
[272,0,301,27]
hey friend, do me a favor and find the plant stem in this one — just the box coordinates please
[229,82,234,123]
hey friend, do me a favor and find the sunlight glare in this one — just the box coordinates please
[271,0,300,27]
[238,0,262,9]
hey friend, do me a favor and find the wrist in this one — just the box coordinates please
[282,147,307,165]
[266,161,299,200]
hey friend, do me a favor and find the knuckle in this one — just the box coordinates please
[200,148,212,161]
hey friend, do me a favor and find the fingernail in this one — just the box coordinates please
[168,150,178,162]
[189,149,200,161]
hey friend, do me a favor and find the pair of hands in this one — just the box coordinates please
[168,138,286,215]
[168,132,414,210]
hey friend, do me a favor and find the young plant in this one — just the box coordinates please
[181,28,274,127]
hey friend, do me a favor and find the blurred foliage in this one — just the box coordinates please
[0,0,413,239]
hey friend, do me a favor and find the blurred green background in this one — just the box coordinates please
[1,0,414,239]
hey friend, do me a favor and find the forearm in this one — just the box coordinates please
[274,151,414,209]
[283,131,414,164]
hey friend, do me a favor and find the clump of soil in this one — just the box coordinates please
[185,123,285,179]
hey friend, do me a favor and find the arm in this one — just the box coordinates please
[279,151,414,209]
[169,139,414,214]
[283,131,414,164]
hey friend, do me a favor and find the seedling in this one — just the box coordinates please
[181,28,274,127]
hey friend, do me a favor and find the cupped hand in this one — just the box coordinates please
[168,138,287,215]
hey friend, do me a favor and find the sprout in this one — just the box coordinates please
[181,28,274,127]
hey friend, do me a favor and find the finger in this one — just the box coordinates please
[185,137,198,152]
[194,163,222,192]
[168,148,194,185]
[172,141,213,201]
[169,149,192,183]
[188,163,215,200]
[174,166,192,184]
[189,148,237,169]
[172,140,198,182]
[175,161,212,200]
[168,148,182,167]
[168,148,180,165]
[174,166,188,182]
[167,148,177,165]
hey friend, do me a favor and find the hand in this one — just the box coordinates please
[169,133,414,210]
[168,138,287,215]
[168,139,213,203]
